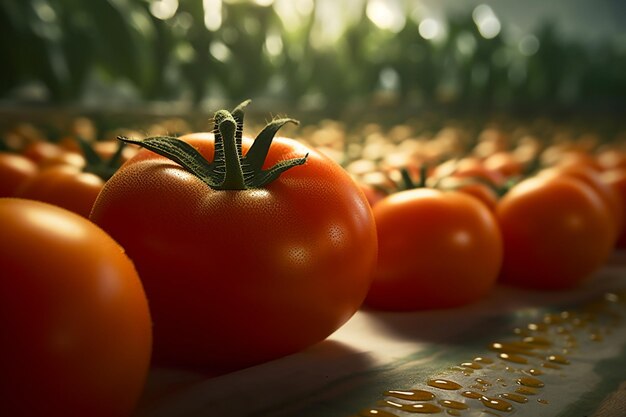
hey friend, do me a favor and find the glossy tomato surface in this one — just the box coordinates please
[365,188,503,311]
[539,164,624,242]
[0,152,38,197]
[90,133,378,372]
[0,199,152,417]
[496,175,613,290]
[15,164,104,217]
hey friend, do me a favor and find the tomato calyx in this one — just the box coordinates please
[118,100,308,190]
[399,165,428,190]
[76,136,126,180]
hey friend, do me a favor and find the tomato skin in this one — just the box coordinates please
[365,188,503,311]
[432,157,506,188]
[0,199,152,417]
[90,134,377,372]
[15,164,104,217]
[432,176,499,211]
[358,182,388,207]
[482,151,524,178]
[601,168,626,248]
[496,175,613,290]
[539,164,624,241]
[20,140,86,169]
[0,152,38,197]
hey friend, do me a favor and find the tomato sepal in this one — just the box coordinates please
[118,101,307,190]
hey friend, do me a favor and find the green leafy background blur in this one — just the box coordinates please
[1,0,625,119]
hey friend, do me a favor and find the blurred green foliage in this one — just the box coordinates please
[1,0,625,116]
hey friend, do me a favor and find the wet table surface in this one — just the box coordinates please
[136,252,626,417]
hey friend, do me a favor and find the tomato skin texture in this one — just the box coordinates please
[0,199,152,417]
[15,164,104,217]
[601,168,626,248]
[90,134,377,372]
[496,175,613,290]
[0,152,38,197]
[365,188,503,311]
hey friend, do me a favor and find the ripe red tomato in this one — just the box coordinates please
[496,175,613,290]
[539,164,624,241]
[90,105,377,372]
[601,168,626,248]
[15,164,104,217]
[22,140,86,168]
[482,151,524,179]
[365,188,503,311]
[0,198,152,417]
[432,157,506,188]
[358,182,389,207]
[432,176,499,211]
[0,152,38,197]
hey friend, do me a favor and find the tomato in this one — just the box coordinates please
[431,157,506,191]
[597,147,626,171]
[90,104,377,372]
[482,151,524,179]
[0,152,38,197]
[432,176,499,211]
[22,141,85,168]
[496,175,613,290]
[0,199,152,417]
[15,164,104,218]
[601,168,626,248]
[358,182,388,207]
[539,164,624,242]
[365,188,503,311]
[93,139,139,163]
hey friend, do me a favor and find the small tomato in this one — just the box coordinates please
[365,188,503,311]
[496,175,613,289]
[0,152,38,197]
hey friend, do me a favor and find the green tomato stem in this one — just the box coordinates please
[117,100,308,191]
[214,110,246,190]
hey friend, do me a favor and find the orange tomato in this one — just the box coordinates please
[601,168,626,248]
[22,141,85,169]
[365,188,502,310]
[496,175,613,290]
[539,164,624,242]
[482,151,524,178]
[91,108,378,372]
[15,165,104,218]
[0,199,152,417]
[0,152,38,197]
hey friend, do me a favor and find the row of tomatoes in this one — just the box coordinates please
[359,149,626,311]
[2,112,626,417]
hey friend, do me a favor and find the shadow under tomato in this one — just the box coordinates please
[360,266,626,347]
[358,281,564,347]
[135,339,375,417]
